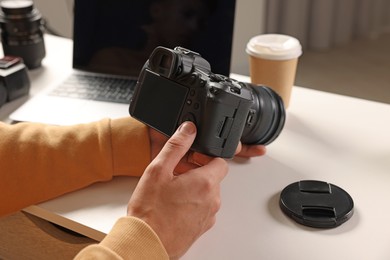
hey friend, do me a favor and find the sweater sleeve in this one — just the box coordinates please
[0,117,150,216]
[74,217,169,260]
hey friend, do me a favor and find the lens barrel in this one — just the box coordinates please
[241,85,286,145]
[0,0,46,69]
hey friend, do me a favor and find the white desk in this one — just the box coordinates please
[2,35,390,259]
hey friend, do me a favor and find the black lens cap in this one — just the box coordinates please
[279,180,354,228]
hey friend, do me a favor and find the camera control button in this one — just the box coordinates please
[189,75,197,84]
[210,74,224,82]
[210,87,218,94]
[186,99,192,105]
[230,86,241,94]
[238,82,247,88]
[181,113,196,124]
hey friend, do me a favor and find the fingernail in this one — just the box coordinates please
[179,121,196,135]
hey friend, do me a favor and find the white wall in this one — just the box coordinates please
[33,0,266,75]
[33,0,74,38]
[231,0,267,75]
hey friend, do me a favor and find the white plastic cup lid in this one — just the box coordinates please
[246,34,302,60]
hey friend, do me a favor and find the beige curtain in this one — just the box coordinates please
[265,0,390,50]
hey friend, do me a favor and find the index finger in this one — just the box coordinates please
[153,121,197,174]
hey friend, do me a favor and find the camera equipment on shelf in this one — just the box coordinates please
[0,56,30,108]
[0,0,46,69]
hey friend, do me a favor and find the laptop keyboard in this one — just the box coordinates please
[49,74,136,104]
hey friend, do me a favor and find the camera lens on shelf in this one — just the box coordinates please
[0,0,46,69]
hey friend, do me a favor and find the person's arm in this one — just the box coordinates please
[75,217,169,259]
[0,117,150,216]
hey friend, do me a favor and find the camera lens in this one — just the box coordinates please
[241,85,286,145]
[0,0,46,69]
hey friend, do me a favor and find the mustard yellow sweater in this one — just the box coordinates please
[0,117,169,259]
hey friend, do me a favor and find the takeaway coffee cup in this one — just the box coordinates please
[246,34,302,108]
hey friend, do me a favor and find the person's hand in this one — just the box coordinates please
[127,121,228,259]
[235,142,267,158]
[149,127,267,162]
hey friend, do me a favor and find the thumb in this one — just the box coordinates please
[153,121,197,174]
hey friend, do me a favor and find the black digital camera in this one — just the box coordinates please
[129,46,285,158]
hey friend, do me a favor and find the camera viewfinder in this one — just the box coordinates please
[150,47,176,78]
[160,55,171,69]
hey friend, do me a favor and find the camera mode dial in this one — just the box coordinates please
[209,73,226,83]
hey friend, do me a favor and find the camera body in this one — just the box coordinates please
[0,56,31,108]
[129,46,285,158]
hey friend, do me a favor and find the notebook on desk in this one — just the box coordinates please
[10,0,236,125]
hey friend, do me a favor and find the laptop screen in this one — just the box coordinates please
[73,0,236,78]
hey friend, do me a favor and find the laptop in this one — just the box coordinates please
[10,0,236,125]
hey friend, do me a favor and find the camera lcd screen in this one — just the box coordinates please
[131,70,189,135]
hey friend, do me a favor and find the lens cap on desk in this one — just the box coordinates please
[279,180,354,228]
